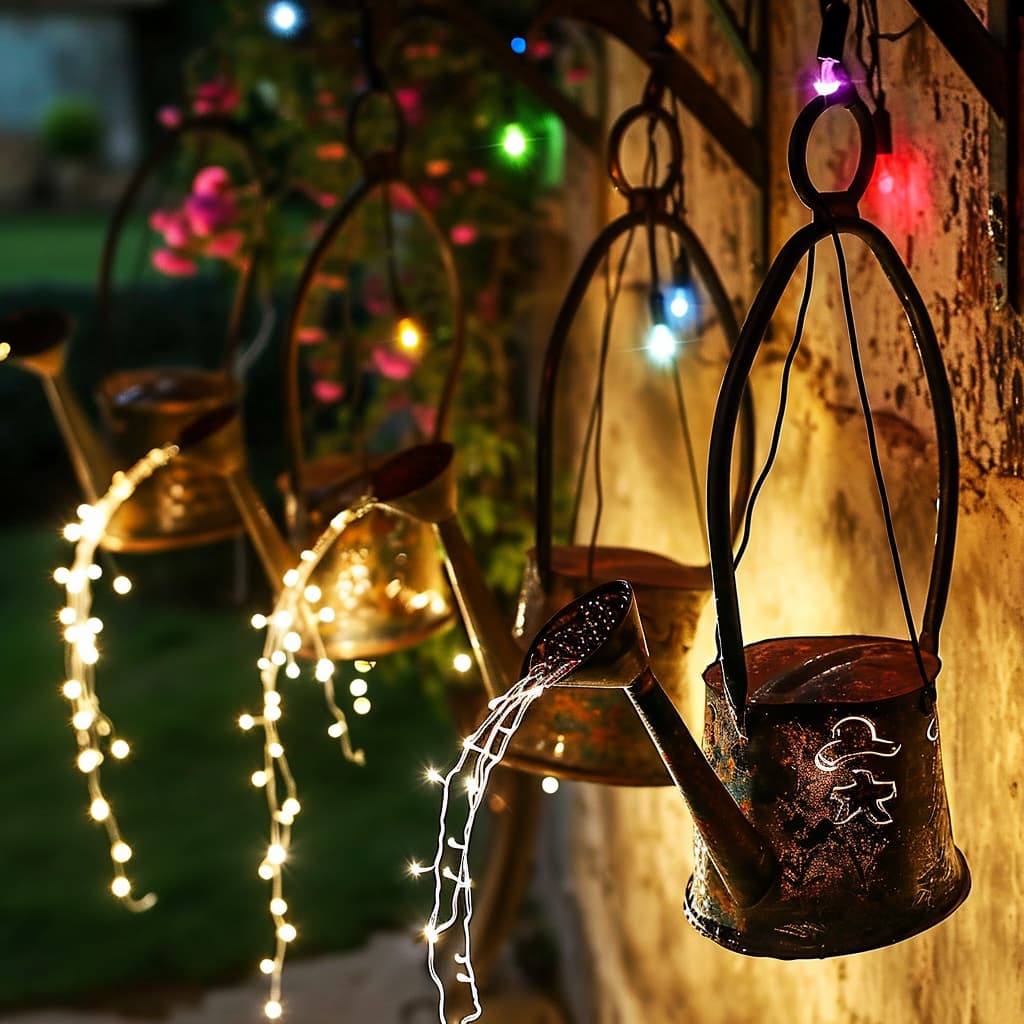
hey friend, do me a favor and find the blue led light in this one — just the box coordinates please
[266,1,305,37]
[668,286,691,320]
[510,36,527,54]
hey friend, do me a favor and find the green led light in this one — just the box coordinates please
[500,123,528,160]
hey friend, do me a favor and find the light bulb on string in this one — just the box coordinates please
[265,1,305,38]
[499,123,529,162]
[644,291,678,366]
[396,316,423,353]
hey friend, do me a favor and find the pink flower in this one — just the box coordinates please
[297,326,327,345]
[148,209,172,232]
[566,66,591,85]
[205,229,244,259]
[152,248,198,276]
[192,166,231,196]
[316,192,338,209]
[530,39,553,59]
[312,379,345,403]
[412,404,437,436]
[158,105,183,128]
[371,346,416,380]
[395,87,423,125]
[185,192,236,236]
[159,211,193,248]
[450,223,477,246]
[466,168,487,186]
[193,78,240,116]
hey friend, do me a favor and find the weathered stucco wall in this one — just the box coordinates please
[547,2,1024,1021]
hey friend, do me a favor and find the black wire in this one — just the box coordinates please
[733,246,816,570]
[830,228,933,696]
[585,227,636,579]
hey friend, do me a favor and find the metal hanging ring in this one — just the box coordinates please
[607,103,683,202]
[788,81,876,219]
[345,87,406,177]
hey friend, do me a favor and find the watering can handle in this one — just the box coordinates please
[706,87,959,724]
[281,171,465,527]
[534,206,755,591]
[96,117,266,377]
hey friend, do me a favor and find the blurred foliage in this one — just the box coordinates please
[146,1,583,692]
[41,97,104,160]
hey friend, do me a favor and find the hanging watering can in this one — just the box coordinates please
[522,83,970,957]
[194,84,463,659]
[2,118,262,552]
[511,88,754,784]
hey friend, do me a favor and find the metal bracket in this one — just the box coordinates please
[906,1,1023,312]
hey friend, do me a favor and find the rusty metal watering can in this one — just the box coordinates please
[513,85,754,784]
[2,119,261,552]
[522,84,970,957]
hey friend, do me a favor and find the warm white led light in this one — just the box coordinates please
[110,739,130,759]
[90,797,110,821]
[453,653,473,673]
[111,876,131,898]
[348,678,368,697]
[352,697,372,715]
[62,679,83,700]
[541,776,560,794]
[112,841,132,863]
[252,770,269,788]
[239,714,256,731]
[281,798,301,818]
[77,749,102,773]
[267,843,287,866]
[277,923,297,943]
[270,897,288,916]
[259,958,275,975]
[112,575,132,595]
[72,709,94,731]
[251,613,268,630]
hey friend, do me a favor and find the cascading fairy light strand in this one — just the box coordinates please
[413,670,550,1024]
[55,445,177,912]
[238,496,379,1021]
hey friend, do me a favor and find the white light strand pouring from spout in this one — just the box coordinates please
[55,445,177,913]
[239,496,379,1021]
[417,669,550,1024]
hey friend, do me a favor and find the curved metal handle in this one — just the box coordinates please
[706,217,959,726]
[788,83,876,219]
[282,174,465,527]
[535,207,754,591]
[96,117,266,376]
[607,103,683,203]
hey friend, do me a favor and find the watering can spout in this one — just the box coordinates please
[523,580,776,909]
[1,307,114,504]
[176,406,294,587]
[372,442,522,700]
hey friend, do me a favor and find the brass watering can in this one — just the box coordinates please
[2,119,261,552]
[520,85,970,958]
[184,85,464,659]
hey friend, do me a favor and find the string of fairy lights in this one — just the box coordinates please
[412,669,549,1024]
[237,496,382,1021]
[54,445,178,913]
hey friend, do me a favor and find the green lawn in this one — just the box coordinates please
[0,524,459,1008]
